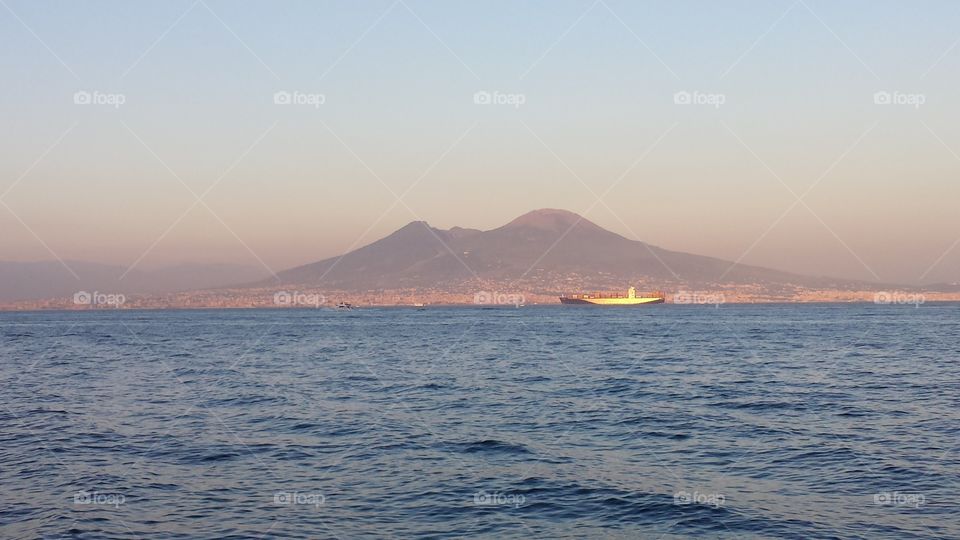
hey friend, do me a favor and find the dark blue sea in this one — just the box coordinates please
[1,304,958,539]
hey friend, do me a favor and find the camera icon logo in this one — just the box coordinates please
[73,291,92,305]
[873,91,892,105]
[274,291,293,306]
[274,91,292,105]
[673,91,692,105]
[73,91,92,105]
[473,91,492,105]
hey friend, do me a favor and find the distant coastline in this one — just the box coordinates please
[2,286,957,311]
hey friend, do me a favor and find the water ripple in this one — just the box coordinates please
[1,305,957,538]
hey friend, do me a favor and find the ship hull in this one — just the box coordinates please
[559,297,664,305]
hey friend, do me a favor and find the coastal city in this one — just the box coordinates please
[3,279,955,311]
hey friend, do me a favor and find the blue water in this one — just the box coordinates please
[1,305,957,539]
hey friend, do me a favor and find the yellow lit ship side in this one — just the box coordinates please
[559,287,665,305]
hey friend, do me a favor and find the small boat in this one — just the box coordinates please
[335,302,353,310]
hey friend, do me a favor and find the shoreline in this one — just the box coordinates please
[3,285,957,313]
[2,298,958,313]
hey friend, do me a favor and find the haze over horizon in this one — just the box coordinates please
[3,0,960,285]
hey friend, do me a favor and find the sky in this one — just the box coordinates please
[1,0,959,285]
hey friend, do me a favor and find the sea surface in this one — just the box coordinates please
[1,304,958,539]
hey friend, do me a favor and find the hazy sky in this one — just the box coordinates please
[2,0,959,285]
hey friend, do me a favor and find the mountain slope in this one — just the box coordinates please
[276,221,476,288]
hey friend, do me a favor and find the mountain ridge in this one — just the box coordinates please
[267,208,867,291]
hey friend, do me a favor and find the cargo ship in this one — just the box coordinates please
[559,287,665,305]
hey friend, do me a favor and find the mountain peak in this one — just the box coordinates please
[399,220,430,229]
[504,208,600,232]
[390,220,437,236]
